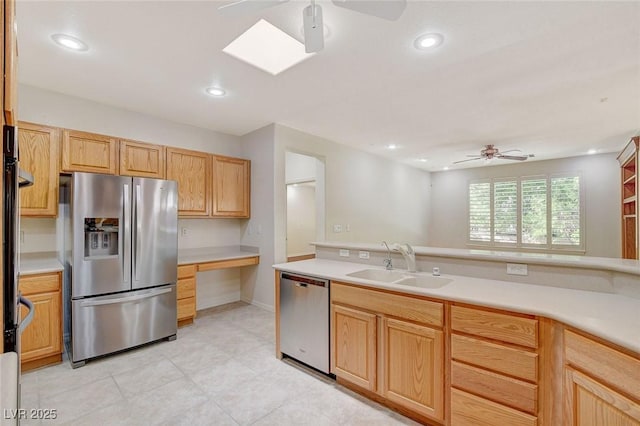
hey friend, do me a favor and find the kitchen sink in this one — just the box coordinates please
[394,275,452,289]
[346,268,453,289]
[346,269,407,283]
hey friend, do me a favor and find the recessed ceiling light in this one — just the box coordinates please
[588,148,597,155]
[387,144,398,150]
[51,34,89,52]
[443,166,450,171]
[414,33,444,50]
[205,87,226,97]
[223,19,314,75]
[418,158,428,162]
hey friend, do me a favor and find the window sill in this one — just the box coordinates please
[466,243,587,256]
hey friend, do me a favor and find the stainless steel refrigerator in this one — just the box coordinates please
[64,172,178,367]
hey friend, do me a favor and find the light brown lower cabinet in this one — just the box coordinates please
[330,282,445,425]
[177,265,196,327]
[19,272,63,371]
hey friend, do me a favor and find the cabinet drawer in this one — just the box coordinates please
[177,278,195,300]
[451,305,538,349]
[332,282,443,327]
[177,264,196,279]
[565,330,640,399]
[451,388,537,426]
[451,361,537,415]
[177,297,195,320]
[451,334,538,382]
[19,273,61,295]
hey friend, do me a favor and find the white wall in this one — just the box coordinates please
[285,151,317,183]
[274,124,432,268]
[429,153,621,257]
[286,183,316,256]
[240,125,276,311]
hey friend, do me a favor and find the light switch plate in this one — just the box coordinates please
[507,263,528,276]
[339,249,350,257]
[359,251,370,259]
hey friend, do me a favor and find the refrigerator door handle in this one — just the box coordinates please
[17,295,34,333]
[122,183,131,284]
[79,287,172,307]
[134,184,141,282]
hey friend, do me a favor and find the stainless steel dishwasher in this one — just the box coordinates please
[279,272,330,374]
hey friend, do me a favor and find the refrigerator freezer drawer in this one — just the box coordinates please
[71,284,177,363]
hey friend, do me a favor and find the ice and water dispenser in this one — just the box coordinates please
[84,218,119,258]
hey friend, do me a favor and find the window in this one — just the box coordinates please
[468,174,583,251]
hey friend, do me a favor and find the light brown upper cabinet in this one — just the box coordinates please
[211,155,250,218]
[18,122,60,217]
[61,129,118,174]
[119,139,165,179]
[3,0,17,126]
[166,147,210,217]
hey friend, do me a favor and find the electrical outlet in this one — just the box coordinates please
[333,224,342,233]
[345,224,351,232]
[181,227,188,237]
[339,249,350,257]
[507,263,528,276]
[359,251,370,259]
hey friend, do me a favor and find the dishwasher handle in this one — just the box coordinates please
[280,272,328,288]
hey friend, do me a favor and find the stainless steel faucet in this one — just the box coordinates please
[382,241,393,270]
[393,243,416,273]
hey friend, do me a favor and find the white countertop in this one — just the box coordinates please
[273,258,640,354]
[19,252,63,275]
[313,242,640,276]
[178,246,259,265]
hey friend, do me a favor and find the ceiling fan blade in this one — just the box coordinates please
[466,154,483,157]
[331,0,407,21]
[303,3,324,53]
[453,157,482,164]
[500,149,522,154]
[218,0,289,16]
[497,155,529,161]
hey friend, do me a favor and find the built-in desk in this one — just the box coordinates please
[177,246,260,326]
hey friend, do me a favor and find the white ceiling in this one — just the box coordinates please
[17,1,640,171]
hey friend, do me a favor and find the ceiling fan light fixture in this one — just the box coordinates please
[588,149,598,154]
[414,33,444,50]
[51,34,89,52]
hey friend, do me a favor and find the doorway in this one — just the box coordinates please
[285,151,325,261]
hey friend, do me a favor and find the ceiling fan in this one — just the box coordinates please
[453,145,535,164]
[218,0,408,53]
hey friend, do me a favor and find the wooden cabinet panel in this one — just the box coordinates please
[177,264,197,279]
[18,273,62,369]
[564,330,640,400]
[62,130,118,174]
[451,388,537,426]
[18,122,60,216]
[452,360,538,415]
[197,256,259,272]
[451,334,538,382]
[565,367,640,426]
[332,282,443,327]
[177,278,195,300]
[332,304,377,391]
[119,139,165,178]
[382,317,444,420]
[166,147,210,216]
[211,155,250,218]
[451,305,538,349]
[3,0,17,126]
[177,297,196,322]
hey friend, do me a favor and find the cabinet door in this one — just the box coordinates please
[565,367,640,426]
[18,123,60,216]
[382,317,444,421]
[166,147,210,217]
[211,155,250,218]
[331,304,377,391]
[119,139,166,178]
[62,130,118,174]
[3,0,17,125]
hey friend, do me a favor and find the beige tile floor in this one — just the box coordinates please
[21,302,419,425]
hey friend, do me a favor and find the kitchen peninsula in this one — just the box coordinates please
[274,242,640,426]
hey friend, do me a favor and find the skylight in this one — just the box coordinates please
[222,19,314,75]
